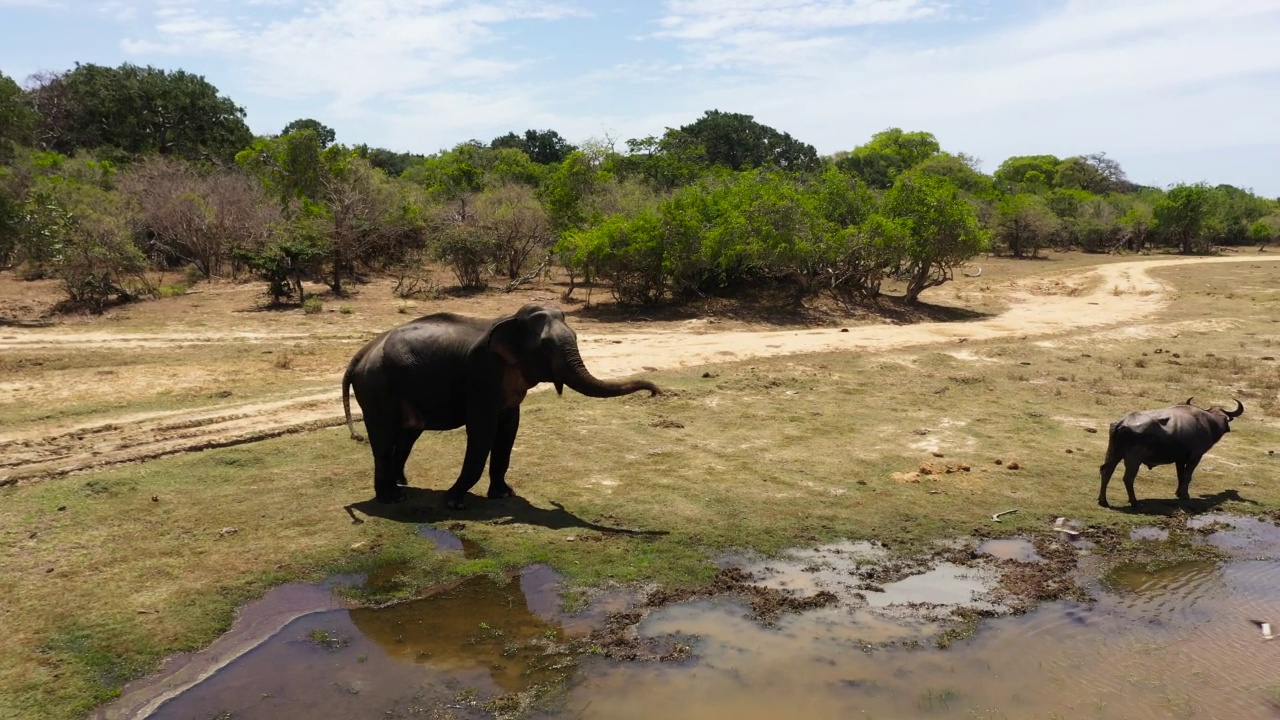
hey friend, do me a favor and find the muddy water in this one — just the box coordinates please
[138,564,606,720]
[104,519,1280,720]
[561,562,1280,720]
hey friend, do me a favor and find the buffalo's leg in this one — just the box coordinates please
[443,417,498,510]
[1176,457,1199,501]
[366,416,405,504]
[1121,459,1142,507]
[487,407,520,499]
[392,429,422,486]
[1098,453,1123,508]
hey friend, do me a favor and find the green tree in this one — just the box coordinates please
[28,63,252,163]
[237,130,423,295]
[490,129,577,165]
[0,71,36,161]
[281,118,336,148]
[836,128,941,189]
[539,150,609,233]
[1209,184,1272,245]
[994,194,1059,257]
[993,155,1060,192]
[915,153,996,198]
[1249,216,1279,250]
[613,132,708,190]
[675,110,820,172]
[1153,184,1217,254]
[881,172,989,303]
[352,145,424,177]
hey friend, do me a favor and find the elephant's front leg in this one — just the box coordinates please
[486,407,520,500]
[443,417,498,510]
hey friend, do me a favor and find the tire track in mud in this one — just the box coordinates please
[0,256,1273,485]
[0,391,348,485]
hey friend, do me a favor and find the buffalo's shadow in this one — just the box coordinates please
[1115,488,1259,516]
[344,487,668,537]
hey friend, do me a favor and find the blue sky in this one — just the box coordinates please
[2,0,1279,196]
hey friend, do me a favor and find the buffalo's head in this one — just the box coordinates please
[1207,399,1245,431]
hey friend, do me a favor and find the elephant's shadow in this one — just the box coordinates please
[343,487,669,537]
[1115,488,1259,516]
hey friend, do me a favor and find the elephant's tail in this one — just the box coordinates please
[343,365,366,443]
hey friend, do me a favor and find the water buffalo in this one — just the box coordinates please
[1097,397,1244,508]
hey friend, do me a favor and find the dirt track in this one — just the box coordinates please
[0,256,1271,485]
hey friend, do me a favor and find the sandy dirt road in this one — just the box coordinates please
[1,255,1272,485]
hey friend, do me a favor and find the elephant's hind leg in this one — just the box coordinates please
[393,429,422,486]
[366,416,405,504]
[486,408,520,499]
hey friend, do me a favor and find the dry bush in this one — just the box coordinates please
[120,157,278,278]
[470,183,553,279]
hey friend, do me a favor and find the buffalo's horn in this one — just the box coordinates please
[1226,399,1244,418]
[1184,397,1194,406]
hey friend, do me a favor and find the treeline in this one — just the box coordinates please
[1,63,1277,311]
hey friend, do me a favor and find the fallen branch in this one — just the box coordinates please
[502,253,552,293]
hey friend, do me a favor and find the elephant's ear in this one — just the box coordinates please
[486,317,530,366]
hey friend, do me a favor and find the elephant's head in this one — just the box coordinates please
[485,304,660,398]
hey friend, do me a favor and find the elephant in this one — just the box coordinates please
[341,303,660,508]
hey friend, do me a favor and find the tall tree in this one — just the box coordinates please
[675,110,820,172]
[881,171,989,303]
[0,71,35,161]
[994,194,1059,257]
[1153,183,1216,254]
[281,118,336,148]
[993,155,1060,192]
[490,129,577,165]
[836,128,941,189]
[27,63,252,163]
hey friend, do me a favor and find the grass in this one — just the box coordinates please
[1,256,1279,719]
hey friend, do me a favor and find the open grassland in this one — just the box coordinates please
[1,254,1279,719]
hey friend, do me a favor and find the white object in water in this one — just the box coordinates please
[1251,620,1275,641]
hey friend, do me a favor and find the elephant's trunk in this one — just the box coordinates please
[557,342,659,398]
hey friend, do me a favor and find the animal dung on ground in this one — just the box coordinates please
[1084,428,1098,433]
[1006,461,1021,470]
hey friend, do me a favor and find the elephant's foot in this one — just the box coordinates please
[487,482,516,500]
[1098,496,1110,508]
[1176,490,1191,501]
[397,476,409,487]
[375,486,407,504]
[443,491,469,510]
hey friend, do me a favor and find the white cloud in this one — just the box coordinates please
[123,0,589,106]
[641,0,1280,168]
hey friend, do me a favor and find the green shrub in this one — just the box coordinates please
[157,283,187,298]
[302,297,323,314]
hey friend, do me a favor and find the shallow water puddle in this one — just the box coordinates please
[101,565,611,720]
[419,524,483,557]
[559,555,1280,720]
[103,518,1280,720]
